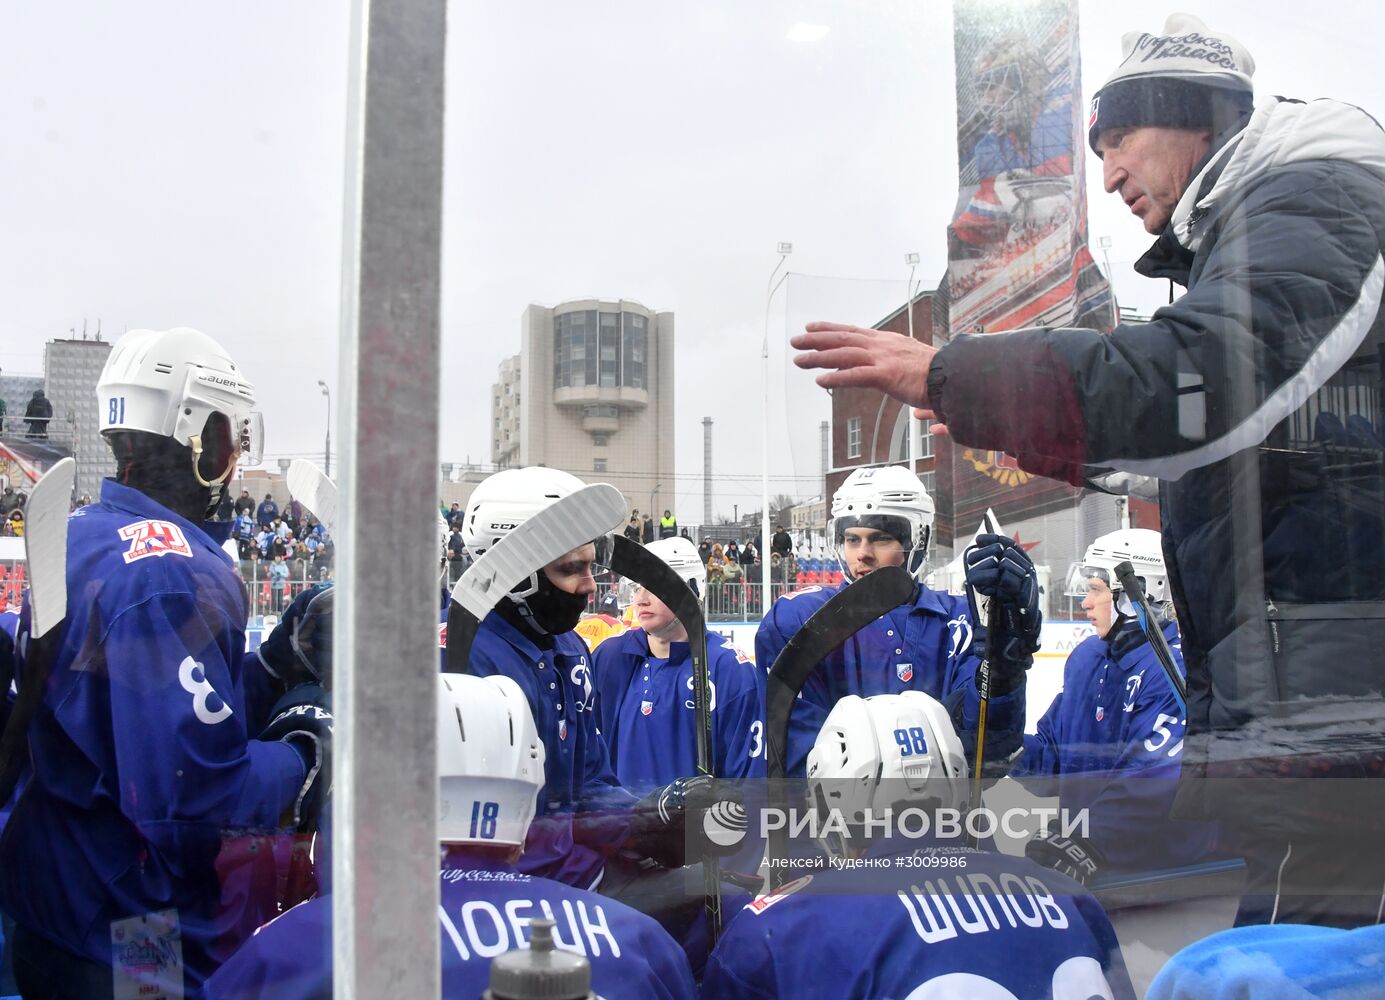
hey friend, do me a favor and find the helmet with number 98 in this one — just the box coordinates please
[830,465,935,582]
[437,673,545,849]
[617,535,704,610]
[806,691,968,858]
[97,328,263,488]
[1064,528,1168,604]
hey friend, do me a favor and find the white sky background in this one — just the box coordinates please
[2,1,1382,521]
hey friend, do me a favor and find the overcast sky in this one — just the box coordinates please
[3,1,1381,520]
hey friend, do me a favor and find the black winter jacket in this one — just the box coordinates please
[929,97,1385,830]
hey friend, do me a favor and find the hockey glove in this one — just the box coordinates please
[964,533,1041,695]
[259,684,333,832]
[257,584,335,691]
[626,776,747,869]
[1025,828,1104,885]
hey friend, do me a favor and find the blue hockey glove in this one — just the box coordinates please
[259,684,333,832]
[257,583,335,691]
[627,776,747,868]
[1025,827,1104,885]
[964,533,1041,694]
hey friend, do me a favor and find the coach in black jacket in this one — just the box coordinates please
[794,13,1385,927]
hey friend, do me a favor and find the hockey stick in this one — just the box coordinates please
[1114,560,1187,712]
[0,458,75,806]
[286,459,337,537]
[606,533,725,941]
[445,484,628,673]
[765,566,915,888]
[966,509,1005,841]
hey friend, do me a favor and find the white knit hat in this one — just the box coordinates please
[1088,13,1256,152]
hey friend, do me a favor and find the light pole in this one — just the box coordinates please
[650,482,661,526]
[904,252,921,472]
[1095,235,1118,328]
[763,242,792,615]
[317,380,332,477]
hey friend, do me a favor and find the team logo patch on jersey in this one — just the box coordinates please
[437,622,447,648]
[1095,706,1105,722]
[120,520,194,564]
[640,700,654,716]
[946,616,973,661]
[720,638,752,664]
[896,662,914,683]
[558,719,568,741]
[747,874,814,914]
[1124,673,1143,713]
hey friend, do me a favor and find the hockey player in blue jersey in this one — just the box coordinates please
[459,468,742,897]
[1013,529,1219,883]
[703,689,1137,999]
[203,673,697,1000]
[593,535,765,795]
[755,465,1039,777]
[0,329,333,996]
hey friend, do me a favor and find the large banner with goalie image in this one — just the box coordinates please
[948,0,1110,336]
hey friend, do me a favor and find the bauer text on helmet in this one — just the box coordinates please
[97,328,264,486]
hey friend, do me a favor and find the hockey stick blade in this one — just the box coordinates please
[607,533,724,940]
[287,459,337,538]
[24,458,75,638]
[765,566,914,886]
[0,457,76,806]
[445,484,627,673]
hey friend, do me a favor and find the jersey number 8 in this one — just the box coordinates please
[894,726,928,757]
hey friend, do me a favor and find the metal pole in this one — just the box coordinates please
[763,244,791,615]
[334,0,445,997]
[319,380,332,478]
[702,416,713,528]
[904,253,919,472]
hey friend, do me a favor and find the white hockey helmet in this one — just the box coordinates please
[97,328,263,486]
[617,535,704,610]
[437,673,545,849]
[461,466,588,563]
[830,465,935,581]
[1065,527,1168,604]
[806,690,968,858]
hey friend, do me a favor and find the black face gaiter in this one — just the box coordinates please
[524,572,590,635]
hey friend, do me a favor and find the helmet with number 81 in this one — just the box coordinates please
[97,328,264,519]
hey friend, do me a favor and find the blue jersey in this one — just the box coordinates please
[592,628,765,794]
[1147,922,1385,1000]
[1011,621,1218,871]
[0,480,306,988]
[469,610,635,889]
[204,856,697,1000]
[703,845,1135,1000]
[755,582,1024,777]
